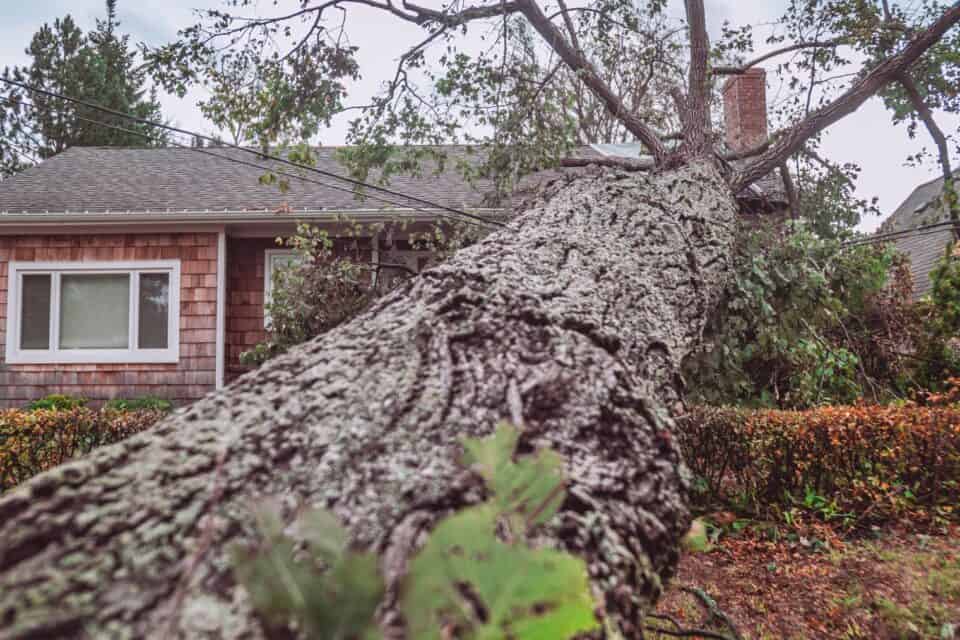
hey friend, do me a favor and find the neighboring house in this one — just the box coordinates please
[0,70,784,408]
[880,169,960,299]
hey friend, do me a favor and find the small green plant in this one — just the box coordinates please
[26,394,87,411]
[103,397,173,412]
[232,505,384,640]
[233,423,600,639]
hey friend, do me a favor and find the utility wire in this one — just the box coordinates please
[0,96,498,229]
[0,77,507,228]
[843,219,958,247]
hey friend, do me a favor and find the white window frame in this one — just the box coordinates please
[263,249,300,326]
[5,260,181,364]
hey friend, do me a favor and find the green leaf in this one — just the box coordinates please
[402,423,599,640]
[462,422,566,533]
[233,506,384,640]
[402,505,598,640]
[681,519,712,554]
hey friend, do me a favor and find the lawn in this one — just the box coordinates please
[650,524,960,639]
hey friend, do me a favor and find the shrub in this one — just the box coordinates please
[0,407,165,491]
[685,221,915,409]
[103,396,173,412]
[26,394,87,411]
[677,403,960,527]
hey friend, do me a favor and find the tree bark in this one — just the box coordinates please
[0,162,738,639]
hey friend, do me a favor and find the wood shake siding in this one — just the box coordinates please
[0,233,219,407]
[226,237,272,382]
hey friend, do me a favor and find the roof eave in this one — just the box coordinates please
[0,208,507,227]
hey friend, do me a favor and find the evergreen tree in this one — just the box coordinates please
[0,0,165,176]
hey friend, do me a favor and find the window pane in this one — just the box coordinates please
[138,273,169,349]
[60,274,130,349]
[267,253,300,293]
[20,274,51,350]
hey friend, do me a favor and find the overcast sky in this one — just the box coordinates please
[2,0,958,232]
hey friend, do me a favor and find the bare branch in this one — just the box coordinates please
[555,0,582,54]
[515,0,670,162]
[731,4,960,193]
[780,162,799,219]
[896,70,958,232]
[713,39,846,75]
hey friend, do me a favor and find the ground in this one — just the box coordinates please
[649,523,960,640]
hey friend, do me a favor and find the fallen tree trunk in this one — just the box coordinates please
[0,161,737,639]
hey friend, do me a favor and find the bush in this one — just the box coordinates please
[677,403,960,527]
[26,394,87,411]
[103,396,173,412]
[0,407,165,491]
[685,221,914,409]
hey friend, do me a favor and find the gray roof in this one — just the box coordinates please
[0,146,499,214]
[880,170,960,299]
[0,144,786,216]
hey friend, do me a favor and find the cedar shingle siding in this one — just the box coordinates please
[0,233,218,407]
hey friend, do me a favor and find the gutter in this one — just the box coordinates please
[0,208,507,226]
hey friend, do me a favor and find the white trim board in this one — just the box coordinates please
[263,249,300,327]
[4,260,181,365]
[215,231,227,390]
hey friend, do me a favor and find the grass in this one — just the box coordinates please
[649,523,960,639]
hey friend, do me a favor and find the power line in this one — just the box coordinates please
[0,77,507,228]
[843,219,957,247]
[0,96,494,229]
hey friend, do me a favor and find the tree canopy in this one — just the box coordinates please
[146,1,960,207]
[0,0,165,177]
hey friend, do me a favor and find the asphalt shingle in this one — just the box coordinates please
[0,144,787,215]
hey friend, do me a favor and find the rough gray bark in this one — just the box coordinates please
[0,161,737,639]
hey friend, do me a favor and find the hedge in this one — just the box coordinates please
[677,403,960,526]
[0,407,165,491]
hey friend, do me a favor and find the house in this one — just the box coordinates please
[0,69,784,408]
[879,169,960,299]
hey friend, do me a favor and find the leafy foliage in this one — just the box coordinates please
[403,423,597,640]
[0,1,165,176]
[102,396,173,412]
[911,245,960,388]
[26,393,87,412]
[234,423,600,639]
[0,406,166,491]
[240,223,374,366]
[686,221,911,408]
[242,220,487,366]
[232,504,384,640]
[678,401,960,528]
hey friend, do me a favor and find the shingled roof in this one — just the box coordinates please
[0,144,787,216]
[879,170,960,299]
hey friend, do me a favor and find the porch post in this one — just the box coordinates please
[215,229,227,390]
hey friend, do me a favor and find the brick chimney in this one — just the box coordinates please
[722,68,768,152]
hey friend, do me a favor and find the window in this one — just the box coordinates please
[5,261,180,364]
[263,249,301,325]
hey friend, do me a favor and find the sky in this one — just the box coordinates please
[1,0,958,232]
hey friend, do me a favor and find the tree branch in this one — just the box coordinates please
[780,162,799,219]
[679,0,712,158]
[515,0,670,163]
[560,156,654,171]
[731,4,960,193]
[554,0,582,54]
[896,70,959,233]
[713,39,846,75]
